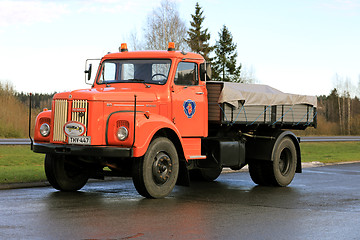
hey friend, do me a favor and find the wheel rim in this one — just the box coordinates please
[64,162,83,179]
[279,148,292,176]
[152,151,173,185]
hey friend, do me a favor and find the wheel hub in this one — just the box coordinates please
[152,152,172,185]
[279,148,291,175]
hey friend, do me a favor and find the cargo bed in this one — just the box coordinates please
[207,81,317,129]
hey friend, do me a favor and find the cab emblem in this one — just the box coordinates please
[183,100,196,118]
[64,121,86,137]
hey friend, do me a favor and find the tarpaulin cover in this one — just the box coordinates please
[213,82,318,108]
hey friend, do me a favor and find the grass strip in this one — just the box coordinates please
[300,141,360,163]
[0,145,45,184]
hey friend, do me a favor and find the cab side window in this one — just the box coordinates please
[174,62,198,86]
[99,62,117,83]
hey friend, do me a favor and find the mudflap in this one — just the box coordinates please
[176,160,190,187]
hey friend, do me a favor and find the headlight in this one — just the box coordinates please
[40,123,50,137]
[116,126,128,141]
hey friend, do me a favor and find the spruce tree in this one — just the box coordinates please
[186,2,212,61]
[212,25,242,82]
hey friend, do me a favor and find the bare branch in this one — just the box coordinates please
[144,0,188,51]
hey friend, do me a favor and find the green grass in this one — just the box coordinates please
[300,142,360,163]
[0,146,45,184]
[0,142,359,184]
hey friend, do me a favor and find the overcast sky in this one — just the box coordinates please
[0,0,359,96]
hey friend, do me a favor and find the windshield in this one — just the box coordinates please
[97,59,171,85]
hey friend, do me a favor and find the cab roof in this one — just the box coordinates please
[102,50,204,61]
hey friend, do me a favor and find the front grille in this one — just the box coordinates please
[71,100,88,131]
[53,99,68,142]
[53,99,89,142]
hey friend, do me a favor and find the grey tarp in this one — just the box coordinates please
[215,82,317,108]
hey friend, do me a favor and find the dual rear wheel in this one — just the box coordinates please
[248,137,297,187]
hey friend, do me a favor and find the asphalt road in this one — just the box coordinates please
[300,136,360,142]
[1,163,360,239]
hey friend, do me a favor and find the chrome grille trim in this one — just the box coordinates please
[71,100,88,136]
[53,99,68,142]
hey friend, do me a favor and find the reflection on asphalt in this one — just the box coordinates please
[1,163,360,239]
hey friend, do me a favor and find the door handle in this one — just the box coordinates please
[196,92,204,95]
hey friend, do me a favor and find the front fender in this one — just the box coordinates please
[106,111,182,157]
[33,110,52,143]
[133,113,183,157]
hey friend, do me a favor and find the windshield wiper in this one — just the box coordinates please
[127,79,151,88]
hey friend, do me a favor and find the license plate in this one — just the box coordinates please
[68,136,91,145]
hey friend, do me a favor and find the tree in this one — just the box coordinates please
[144,0,188,51]
[357,75,360,98]
[212,25,241,82]
[127,29,142,51]
[186,2,212,61]
[333,74,344,134]
[325,88,340,123]
[240,65,258,83]
[333,74,355,135]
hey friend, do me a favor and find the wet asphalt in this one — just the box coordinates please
[1,163,360,240]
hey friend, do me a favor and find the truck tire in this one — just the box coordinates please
[249,136,297,187]
[132,137,179,198]
[44,154,89,191]
[271,136,297,186]
[248,160,271,186]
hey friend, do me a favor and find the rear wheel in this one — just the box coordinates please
[248,160,271,185]
[132,137,179,198]
[249,137,297,187]
[45,154,89,191]
[271,137,297,186]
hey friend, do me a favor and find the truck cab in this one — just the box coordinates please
[33,43,211,198]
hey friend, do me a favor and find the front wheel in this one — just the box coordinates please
[45,154,89,191]
[132,137,179,198]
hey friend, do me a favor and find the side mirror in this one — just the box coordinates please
[200,62,212,81]
[85,64,92,81]
[85,59,101,85]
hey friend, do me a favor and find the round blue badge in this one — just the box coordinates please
[183,100,196,118]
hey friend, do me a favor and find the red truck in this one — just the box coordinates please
[32,43,317,198]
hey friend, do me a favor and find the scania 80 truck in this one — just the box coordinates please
[32,43,317,198]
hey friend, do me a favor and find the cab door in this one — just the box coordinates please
[171,61,207,137]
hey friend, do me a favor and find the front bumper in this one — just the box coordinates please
[33,143,133,158]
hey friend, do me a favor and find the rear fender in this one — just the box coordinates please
[246,130,301,173]
[271,131,301,173]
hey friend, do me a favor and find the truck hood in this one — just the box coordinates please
[54,86,158,102]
